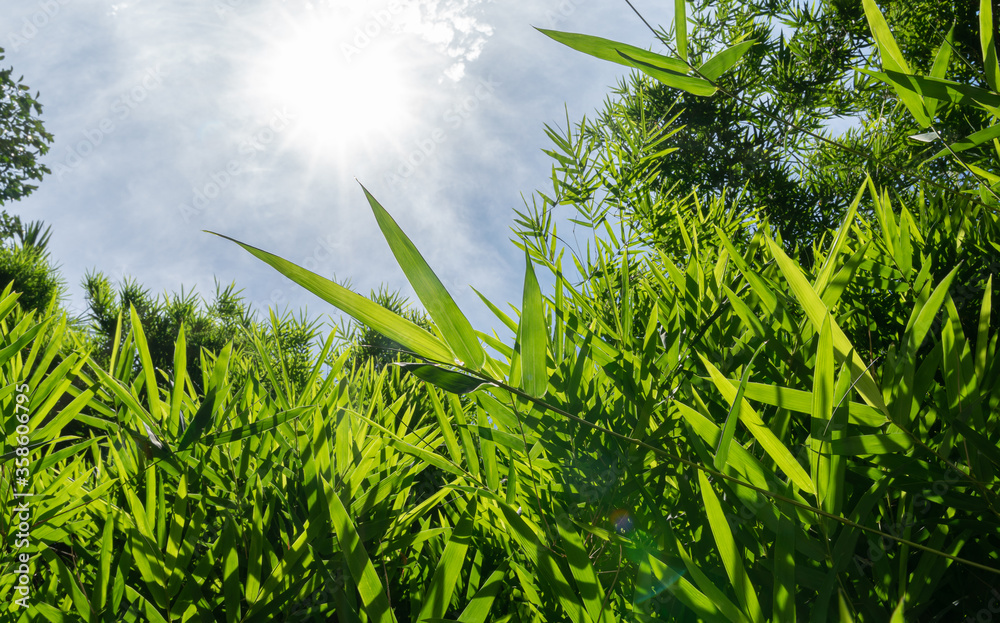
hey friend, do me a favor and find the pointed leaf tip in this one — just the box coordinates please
[360,184,486,370]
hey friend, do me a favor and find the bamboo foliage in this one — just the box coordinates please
[4,2,1000,620]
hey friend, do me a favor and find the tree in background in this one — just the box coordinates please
[80,271,430,396]
[0,45,52,207]
[0,45,61,315]
[530,0,998,360]
[0,236,62,314]
[598,0,986,249]
[81,272,322,395]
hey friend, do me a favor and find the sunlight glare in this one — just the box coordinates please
[255,15,414,159]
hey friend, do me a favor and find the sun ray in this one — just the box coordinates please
[246,9,417,169]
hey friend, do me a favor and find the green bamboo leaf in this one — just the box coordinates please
[209,231,455,364]
[765,237,888,415]
[122,586,169,623]
[498,502,590,622]
[861,68,1000,109]
[0,287,22,322]
[383,429,468,480]
[735,382,885,426]
[163,476,190,597]
[811,317,834,512]
[890,597,906,622]
[862,0,910,72]
[96,515,115,613]
[129,304,164,423]
[329,490,398,623]
[924,27,954,118]
[698,40,756,82]
[773,508,795,622]
[815,182,865,295]
[471,286,519,334]
[428,390,464,468]
[976,275,993,382]
[123,486,168,608]
[536,28,716,95]
[457,566,508,623]
[0,318,44,369]
[474,425,526,454]
[617,50,717,96]
[838,592,855,622]
[715,341,767,472]
[220,517,242,623]
[91,365,163,440]
[862,0,931,125]
[698,471,764,623]
[633,549,684,612]
[701,357,816,495]
[829,433,913,455]
[362,184,485,369]
[34,438,99,473]
[478,408,499,491]
[245,485,264,603]
[248,515,318,620]
[672,570,736,622]
[556,513,611,623]
[904,265,960,352]
[202,406,312,446]
[169,323,187,430]
[177,343,231,450]
[536,28,689,73]
[519,252,548,398]
[418,500,477,621]
[674,0,688,61]
[177,385,218,451]
[505,457,518,505]
[983,0,1000,90]
[396,362,493,394]
[950,418,1000,468]
[925,123,1000,164]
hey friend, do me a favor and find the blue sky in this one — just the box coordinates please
[5,0,675,340]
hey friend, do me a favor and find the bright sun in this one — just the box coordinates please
[254,15,414,160]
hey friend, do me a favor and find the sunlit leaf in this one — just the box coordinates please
[362,184,485,369]
[618,51,717,96]
[518,252,548,398]
[862,0,931,125]
[699,40,756,82]
[209,231,455,363]
[982,0,1000,90]
[396,362,493,394]
[715,340,767,471]
[675,0,688,61]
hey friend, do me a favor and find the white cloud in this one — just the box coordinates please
[7,0,668,335]
[396,0,494,82]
